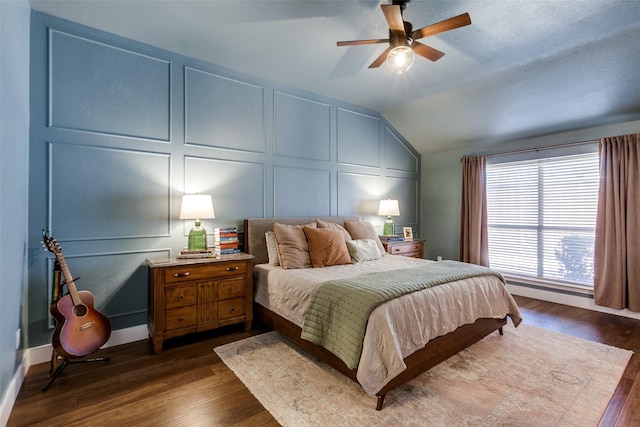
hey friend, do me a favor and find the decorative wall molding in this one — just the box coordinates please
[45,248,170,328]
[48,29,171,141]
[183,156,266,225]
[273,165,331,217]
[184,66,265,153]
[337,107,381,168]
[47,142,172,241]
[273,91,331,161]
[385,126,419,173]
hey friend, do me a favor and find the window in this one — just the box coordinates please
[486,152,599,287]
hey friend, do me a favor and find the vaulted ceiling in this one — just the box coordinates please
[29,0,640,154]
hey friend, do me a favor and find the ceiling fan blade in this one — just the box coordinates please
[411,41,445,62]
[411,13,471,40]
[337,38,389,47]
[381,4,405,34]
[369,47,392,68]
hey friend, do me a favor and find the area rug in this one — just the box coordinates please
[214,324,632,426]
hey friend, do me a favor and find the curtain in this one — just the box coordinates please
[459,155,489,266]
[594,134,640,312]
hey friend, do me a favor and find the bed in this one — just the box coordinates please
[244,216,522,410]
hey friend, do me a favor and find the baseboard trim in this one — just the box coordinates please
[507,282,640,320]
[28,324,149,366]
[0,351,28,427]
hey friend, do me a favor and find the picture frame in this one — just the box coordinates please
[402,227,413,241]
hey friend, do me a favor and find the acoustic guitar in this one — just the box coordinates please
[43,232,111,359]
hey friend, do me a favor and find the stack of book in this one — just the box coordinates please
[176,248,214,259]
[378,235,404,243]
[213,227,241,255]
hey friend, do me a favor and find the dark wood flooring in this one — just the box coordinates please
[8,296,640,426]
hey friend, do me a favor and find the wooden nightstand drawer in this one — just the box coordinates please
[218,297,246,320]
[382,239,424,259]
[163,261,247,284]
[217,277,245,300]
[164,285,197,309]
[165,306,197,331]
[389,242,422,255]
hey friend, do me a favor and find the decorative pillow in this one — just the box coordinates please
[316,219,352,241]
[272,222,316,269]
[303,226,352,268]
[344,221,386,256]
[346,239,382,262]
[265,231,280,266]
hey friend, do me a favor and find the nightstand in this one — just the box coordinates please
[382,239,424,258]
[146,253,254,354]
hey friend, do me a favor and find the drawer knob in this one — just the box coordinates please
[226,266,239,271]
[230,287,235,292]
[179,317,184,321]
[179,294,184,299]
[230,307,235,312]
[174,272,190,277]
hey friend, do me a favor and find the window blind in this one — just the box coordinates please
[486,152,599,286]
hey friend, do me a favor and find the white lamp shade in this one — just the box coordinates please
[179,194,215,220]
[378,199,400,216]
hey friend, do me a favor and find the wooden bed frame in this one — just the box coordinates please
[244,216,507,410]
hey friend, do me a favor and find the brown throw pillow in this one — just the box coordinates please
[303,226,352,268]
[344,221,386,256]
[273,222,317,269]
[316,219,353,241]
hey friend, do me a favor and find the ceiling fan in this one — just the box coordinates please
[337,0,471,74]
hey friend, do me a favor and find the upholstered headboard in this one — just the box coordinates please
[243,216,360,265]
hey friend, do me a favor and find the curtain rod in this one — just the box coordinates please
[459,139,598,162]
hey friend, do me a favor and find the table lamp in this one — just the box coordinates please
[378,199,400,236]
[179,194,215,251]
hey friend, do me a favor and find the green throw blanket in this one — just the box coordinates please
[300,260,506,370]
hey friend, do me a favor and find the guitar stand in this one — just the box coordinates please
[42,353,111,392]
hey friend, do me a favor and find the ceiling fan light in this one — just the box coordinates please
[387,45,415,74]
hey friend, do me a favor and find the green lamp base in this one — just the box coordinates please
[383,218,395,236]
[187,222,208,251]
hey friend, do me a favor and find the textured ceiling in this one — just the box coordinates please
[29,0,640,154]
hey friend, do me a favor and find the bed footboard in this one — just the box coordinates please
[255,303,506,410]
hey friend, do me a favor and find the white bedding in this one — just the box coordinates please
[254,255,522,395]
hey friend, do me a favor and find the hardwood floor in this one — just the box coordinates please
[513,296,640,427]
[8,296,640,426]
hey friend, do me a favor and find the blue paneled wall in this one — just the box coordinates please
[28,11,421,347]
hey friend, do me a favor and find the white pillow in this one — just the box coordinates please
[265,231,280,266]
[346,239,382,263]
